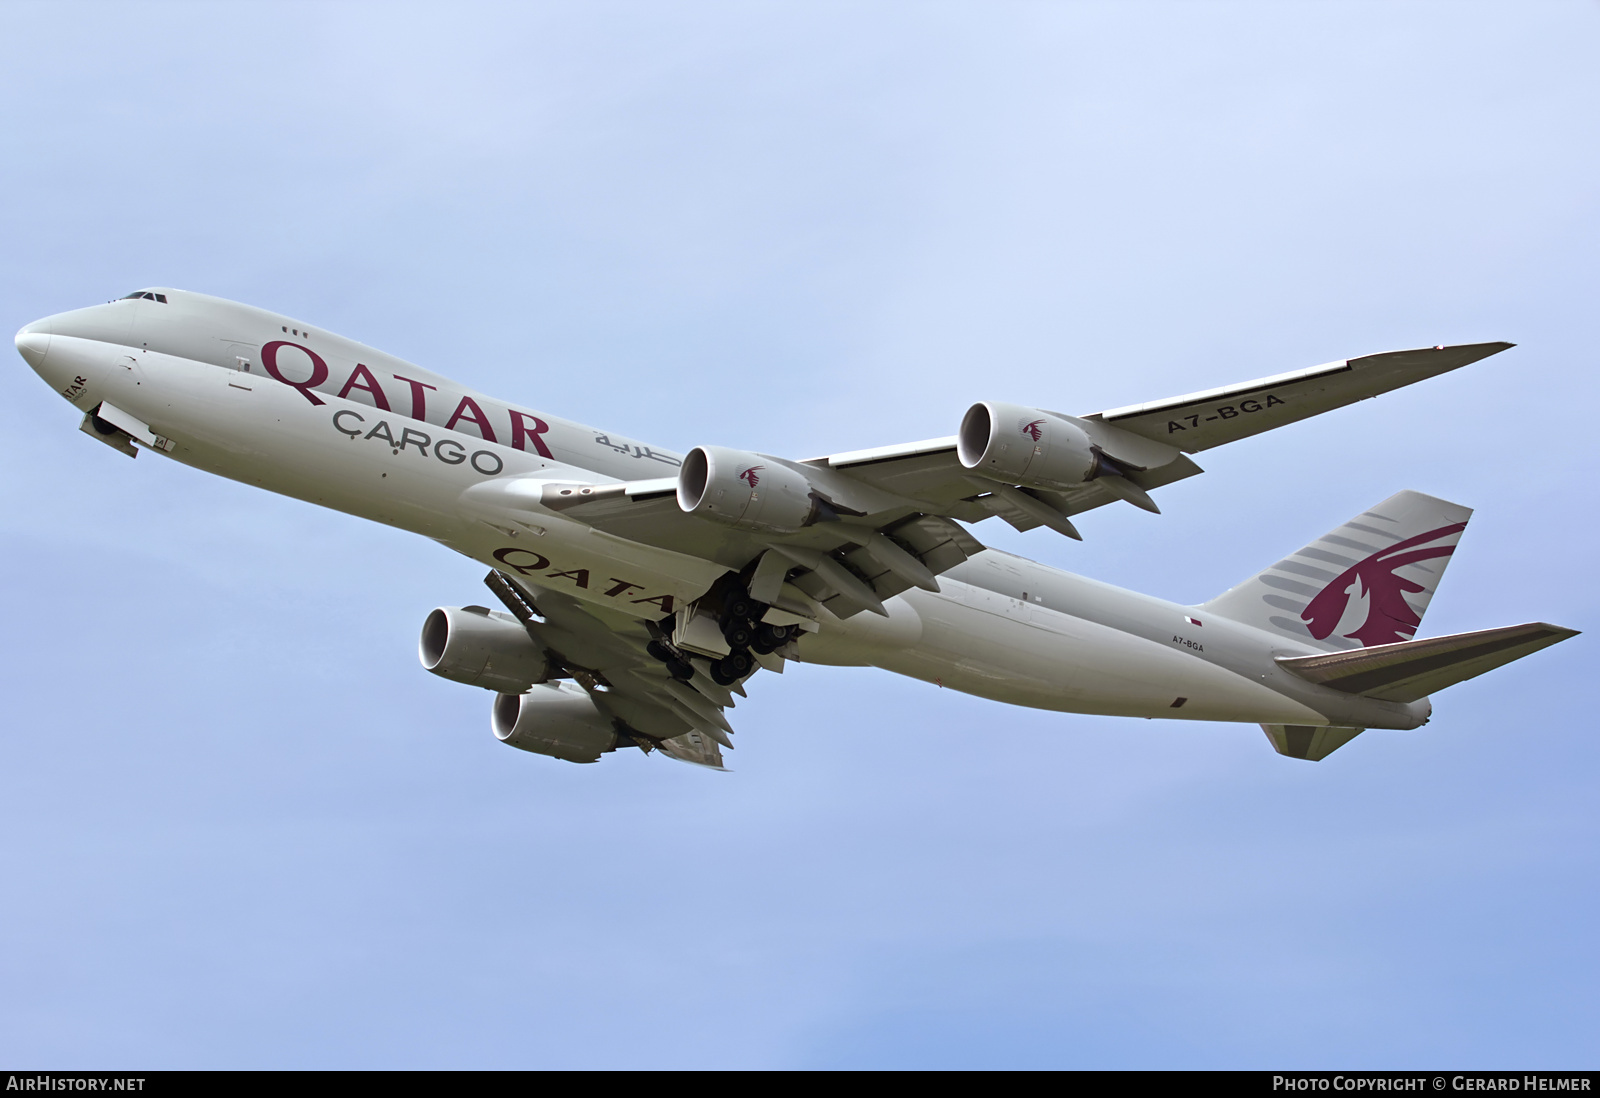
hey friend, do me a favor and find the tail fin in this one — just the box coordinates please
[1202,490,1472,651]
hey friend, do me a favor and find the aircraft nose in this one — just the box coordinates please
[15,322,52,371]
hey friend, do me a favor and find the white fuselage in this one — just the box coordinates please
[14,289,1428,732]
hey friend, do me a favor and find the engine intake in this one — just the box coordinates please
[958,401,1105,490]
[677,445,818,533]
[492,683,617,763]
[419,606,548,693]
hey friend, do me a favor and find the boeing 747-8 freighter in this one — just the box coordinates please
[14,289,1575,767]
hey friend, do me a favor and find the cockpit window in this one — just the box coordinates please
[120,291,168,303]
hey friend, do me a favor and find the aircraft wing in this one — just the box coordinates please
[528,473,987,621]
[819,342,1513,509]
[485,571,738,769]
[811,433,1201,535]
[1086,341,1513,452]
[495,342,1511,622]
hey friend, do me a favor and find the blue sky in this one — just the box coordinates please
[0,1,1595,1068]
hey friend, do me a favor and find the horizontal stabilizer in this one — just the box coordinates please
[1276,622,1578,703]
[1261,724,1365,762]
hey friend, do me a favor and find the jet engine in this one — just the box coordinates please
[492,682,617,763]
[419,605,549,693]
[677,445,818,533]
[957,401,1107,489]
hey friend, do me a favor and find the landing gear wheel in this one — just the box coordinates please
[724,594,760,622]
[709,650,753,685]
[721,620,754,649]
[752,622,796,653]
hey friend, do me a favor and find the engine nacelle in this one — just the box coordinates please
[677,445,817,533]
[419,606,548,693]
[957,401,1102,490]
[492,682,617,763]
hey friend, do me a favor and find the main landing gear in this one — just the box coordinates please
[645,584,800,687]
[711,589,796,685]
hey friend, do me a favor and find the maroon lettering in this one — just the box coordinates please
[547,568,590,588]
[603,579,643,598]
[262,341,329,405]
[393,375,437,420]
[337,364,391,410]
[509,409,553,459]
[631,594,675,614]
[493,547,550,575]
[445,396,497,442]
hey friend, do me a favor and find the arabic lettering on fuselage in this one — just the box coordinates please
[592,433,682,467]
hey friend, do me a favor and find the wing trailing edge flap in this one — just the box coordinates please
[653,728,729,770]
[761,514,986,621]
[518,466,987,622]
[1275,622,1578,703]
[486,571,734,771]
[817,423,1202,540]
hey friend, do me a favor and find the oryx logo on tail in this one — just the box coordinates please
[1301,522,1466,647]
[738,465,763,488]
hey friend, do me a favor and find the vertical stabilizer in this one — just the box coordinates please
[1202,490,1472,651]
